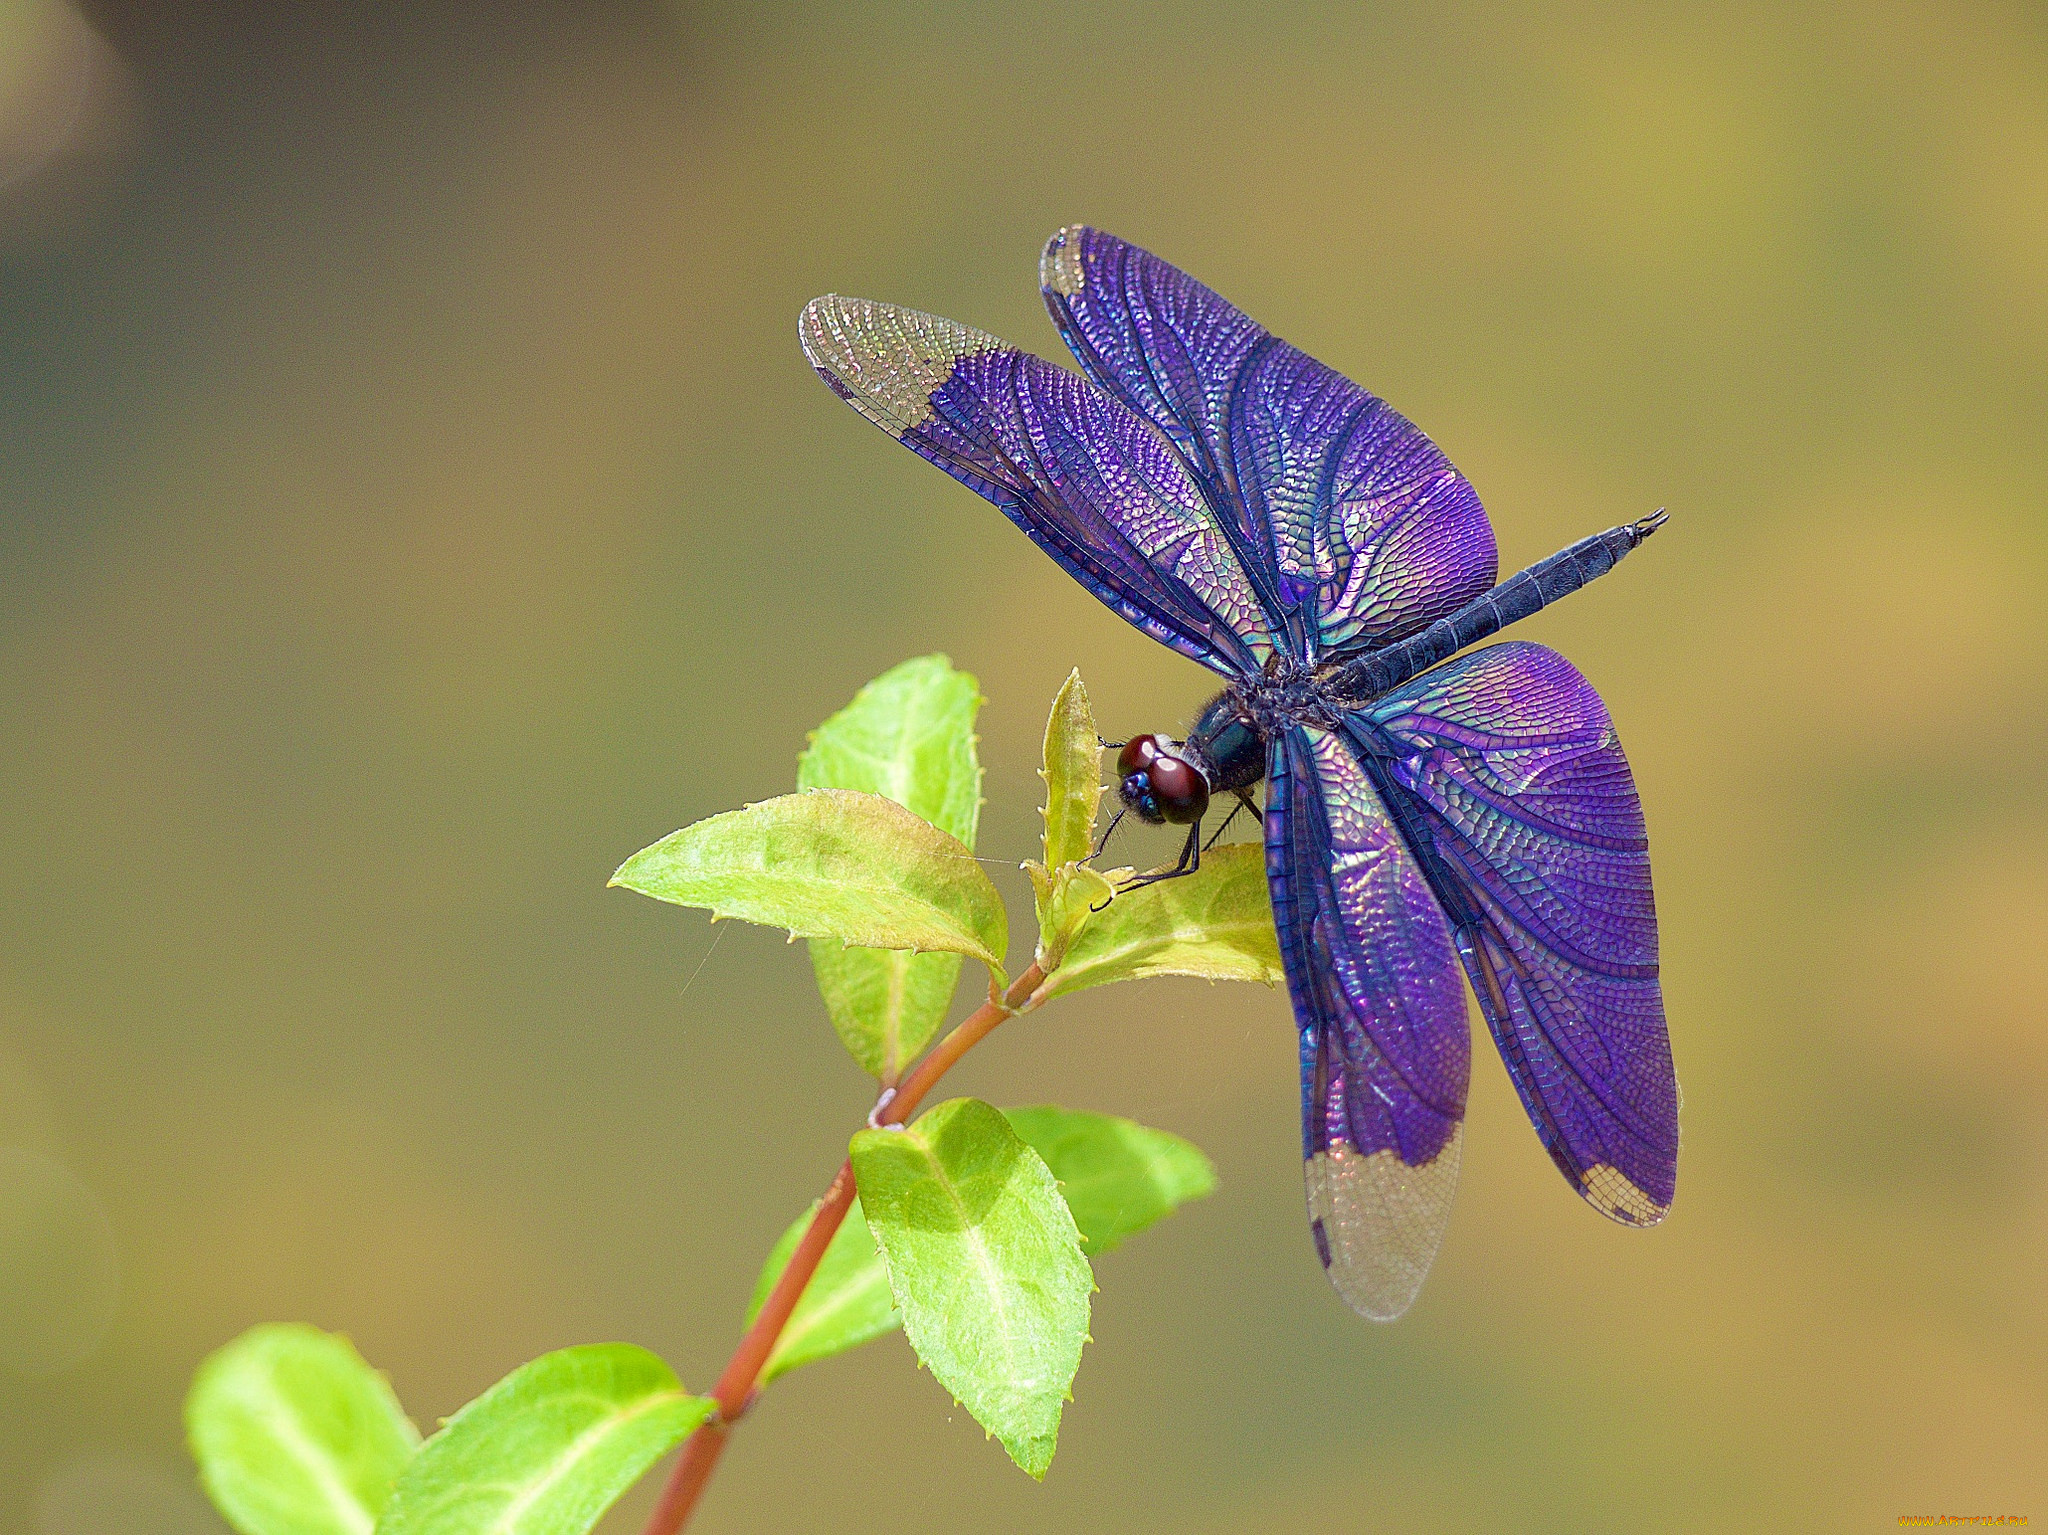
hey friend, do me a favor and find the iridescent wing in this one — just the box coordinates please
[1265,724,1470,1320]
[1041,226,1498,656]
[800,296,1281,675]
[1358,642,1677,1223]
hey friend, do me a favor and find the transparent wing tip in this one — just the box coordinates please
[1305,1130,1463,1322]
[1580,1162,1671,1227]
[796,295,1001,438]
[1041,226,1090,297]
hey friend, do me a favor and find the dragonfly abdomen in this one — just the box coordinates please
[1326,511,1666,702]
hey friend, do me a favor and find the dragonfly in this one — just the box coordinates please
[799,227,1677,1320]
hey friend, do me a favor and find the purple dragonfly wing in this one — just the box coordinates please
[800,296,1279,674]
[1042,226,1498,655]
[1360,642,1677,1223]
[1266,724,1470,1320]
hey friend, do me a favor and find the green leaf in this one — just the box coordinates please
[1023,860,1119,975]
[185,1323,419,1535]
[1023,670,1120,972]
[1036,669,1101,871]
[851,1099,1091,1480]
[807,945,966,1082]
[797,655,983,842]
[1040,842,1281,1001]
[1003,1106,1218,1255]
[611,789,1007,985]
[798,655,984,1078]
[745,1196,899,1384]
[379,1344,713,1535]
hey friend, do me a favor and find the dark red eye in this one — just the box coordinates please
[1117,735,1164,777]
[1145,752,1210,823]
[1114,734,1211,824]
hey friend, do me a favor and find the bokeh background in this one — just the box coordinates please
[2,2,2044,1530]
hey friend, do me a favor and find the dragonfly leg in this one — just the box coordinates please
[1115,821,1202,894]
[1085,806,1127,862]
[1201,790,1257,852]
[1090,820,1203,911]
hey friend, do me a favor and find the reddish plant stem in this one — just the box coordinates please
[641,962,1047,1535]
[886,963,1043,1125]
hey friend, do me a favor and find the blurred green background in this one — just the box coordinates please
[2,2,2044,1530]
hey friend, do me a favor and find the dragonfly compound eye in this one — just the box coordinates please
[1116,735,1164,778]
[1115,735,1209,826]
[1144,751,1210,824]
[1119,771,1163,823]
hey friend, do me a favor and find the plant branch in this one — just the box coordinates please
[641,960,1047,1535]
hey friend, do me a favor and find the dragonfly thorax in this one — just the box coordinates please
[1116,691,1272,826]
[1233,656,1344,734]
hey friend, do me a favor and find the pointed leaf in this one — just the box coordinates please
[1039,842,1280,1001]
[186,1323,419,1535]
[851,1099,1091,1479]
[611,790,1007,984]
[799,656,984,1078]
[378,1344,713,1535]
[1004,1106,1218,1255]
[1025,671,1118,971]
[745,1197,899,1384]
[1037,669,1102,872]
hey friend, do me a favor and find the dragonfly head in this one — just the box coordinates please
[1117,735,1211,826]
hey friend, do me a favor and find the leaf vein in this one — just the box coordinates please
[482,1389,685,1535]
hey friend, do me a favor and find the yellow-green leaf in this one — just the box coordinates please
[1037,669,1101,872]
[851,1099,1091,1480]
[1025,669,1119,971]
[611,789,1006,985]
[1005,1106,1218,1255]
[745,1197,899,1384]
[186,1324,419,1535]
[1040,842,1280,1001]
[799,656,983,1078]
[1024,859,1119,974]
[378,1345,713,1535]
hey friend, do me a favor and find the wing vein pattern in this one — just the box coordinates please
[800,296,1279,673]
[1042,225,1498,657]
[1357,641,1677,1224]
[1265,725,1470,1320]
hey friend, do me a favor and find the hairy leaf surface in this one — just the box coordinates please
[1037,669,1102,872]
[1042,842,1280,999]
[1005,1106,1218,1254]
[745,1196,898,1383]
[1025,670,1117,970]
[612,790,1006,984]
